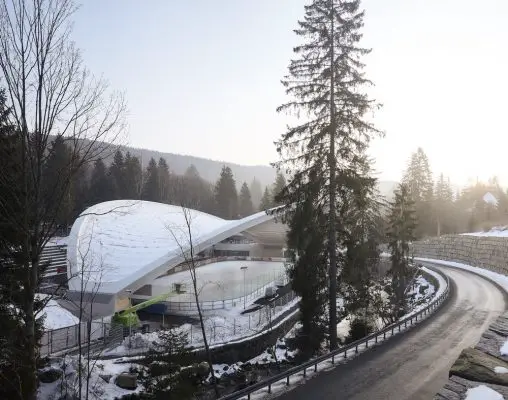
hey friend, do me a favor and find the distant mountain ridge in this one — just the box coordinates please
[112,143,398,197]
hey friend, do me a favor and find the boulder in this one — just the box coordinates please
[450,347,508,386]
[115,373,137,390]
[38,367,62,383]
[435,375,508,399]
[99,374,112,383]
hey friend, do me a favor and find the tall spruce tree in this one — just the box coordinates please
[285,170,328,358]
[387,184,417,318]
[89,159,113,205]
[109,150,126,199]
[142,157,160,202]
[42,136,74,229]
[402,148,433,238]
[214,166,238,219]
[124,152,143,199]
[339,171,382,340]
[249,177,263,212]
[259,186,273,210]
[272,173,287,207]
[274,0,381,351]
[238,182,254,217]
[434,173,454,236]
[158,157,171,203]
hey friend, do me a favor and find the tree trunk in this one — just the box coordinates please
[328,2,338,351]
[192,280,219,398]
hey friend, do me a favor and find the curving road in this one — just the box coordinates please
[277,263,507,400]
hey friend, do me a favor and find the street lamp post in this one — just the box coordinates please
[240,266,248,309]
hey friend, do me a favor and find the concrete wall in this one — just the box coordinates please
[411,235,508,274]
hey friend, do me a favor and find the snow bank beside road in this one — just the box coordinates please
[415,258,508,294]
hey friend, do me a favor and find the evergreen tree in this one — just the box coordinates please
[138,328,201,399]
[168,165,216,214]
[285,171,328,359]
[42,136,74,228]
[340,172,382,341]
[274,0,381,351]
[249,177,263,212]
[434,173,454,235]
[214,166,238,219]
[142,157,160,202]
[71,163,89,221]
[386,184,417,318]
[158,157,171,203]
[272,173,287,207]
[259,186,273,210]
[89,159,113,205]
[401,148,433,238]
[124,152,143,199]
[109,150,126,199]
[238,182,254,217]
[0,88,37,399]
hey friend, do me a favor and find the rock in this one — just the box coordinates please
[38,367,62,383]
[435,375,508,399]
[196,362,210,380]
[99,374,112,383]
[450,347,508,386]
[476,329,508,360]
[115,373,137,390]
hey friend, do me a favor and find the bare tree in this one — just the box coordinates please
[0,1,126,398]
[167,205,220,398]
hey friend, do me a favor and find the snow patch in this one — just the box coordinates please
[415,258,508,295]
[494,366,508,374]
[500,341,508,356]
[42,300,79,330]
[465,385,503,400]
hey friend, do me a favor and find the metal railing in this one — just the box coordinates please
[40,320,123,356]
[158,272,289,313]
[219,269,450,400]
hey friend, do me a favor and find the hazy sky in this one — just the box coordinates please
[72,1,508,186]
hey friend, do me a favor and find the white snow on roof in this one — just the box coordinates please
[69,200,230,285]
[67,200,281,296]
[42,299,79,330]
[465,385,503,400]
[483,192,499,206]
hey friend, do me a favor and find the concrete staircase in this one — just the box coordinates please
[40,244,67,277]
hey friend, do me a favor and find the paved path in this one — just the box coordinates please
[277,264,507,400]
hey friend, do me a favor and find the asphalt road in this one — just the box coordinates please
[277,264,507,400]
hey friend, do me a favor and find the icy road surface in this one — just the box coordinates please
[277,264,507,400]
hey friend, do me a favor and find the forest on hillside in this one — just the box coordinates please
[43,137,289,229]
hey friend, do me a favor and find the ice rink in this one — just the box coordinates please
[151,260,285,302]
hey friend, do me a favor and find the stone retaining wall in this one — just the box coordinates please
[411,235,508,274]
[435,312,508,399]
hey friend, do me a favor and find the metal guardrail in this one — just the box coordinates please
[219,268,450,400]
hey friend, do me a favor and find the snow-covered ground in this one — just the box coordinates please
[151,260,285,302]
[103,292,300,357]
[41,299,79,330]
[415,258,508,294]
[37,357,141,400]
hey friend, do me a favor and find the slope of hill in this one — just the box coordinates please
[119,145,277,189]
[104,143,397,197]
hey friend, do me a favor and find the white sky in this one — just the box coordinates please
[72,0,508,186]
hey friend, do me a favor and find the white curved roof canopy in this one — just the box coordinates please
[67,200,284,296]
